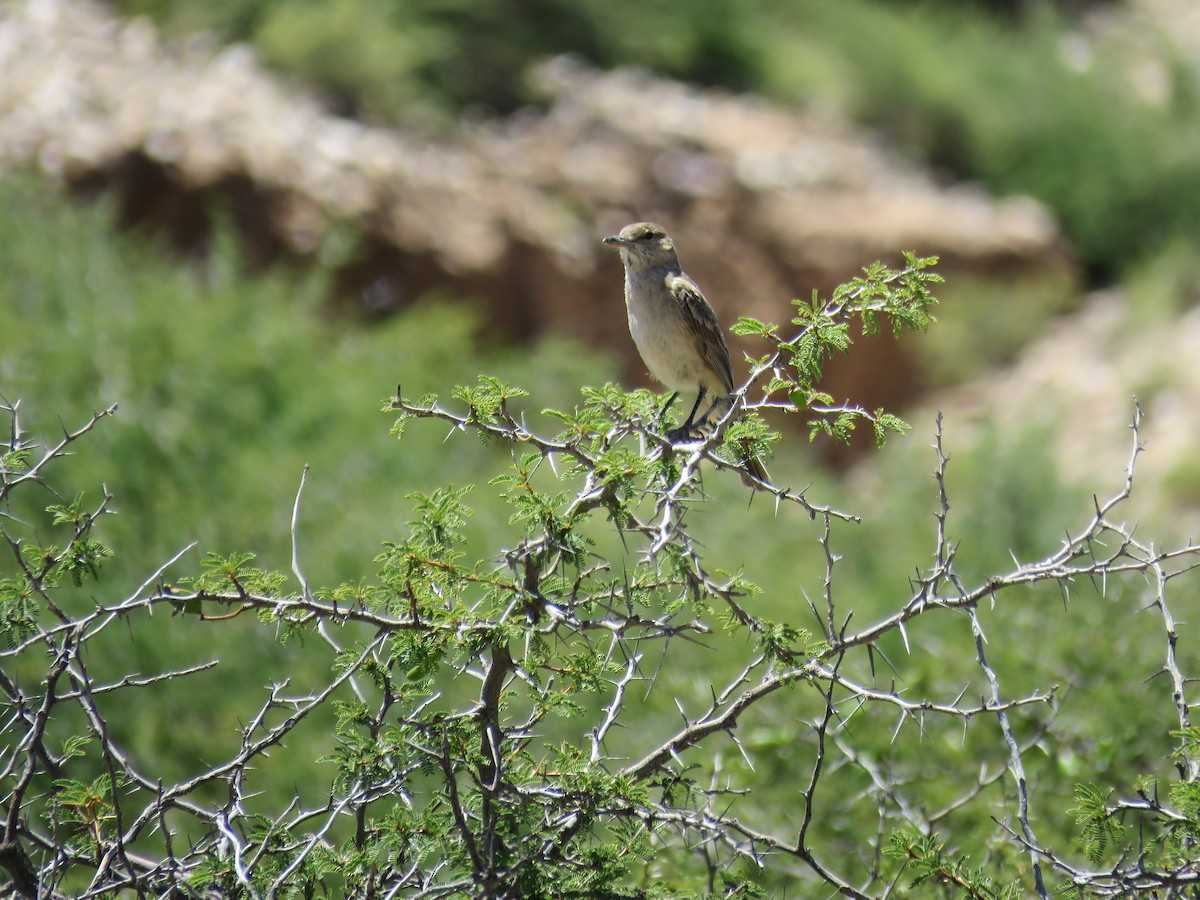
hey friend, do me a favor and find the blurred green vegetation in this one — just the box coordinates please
[113,0,765,120]
[0,175,615,587]
[759,1,1200,281]
[110,0,1200,279]
[913,267,1080,385]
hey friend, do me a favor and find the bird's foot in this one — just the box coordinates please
[665,423,702,444]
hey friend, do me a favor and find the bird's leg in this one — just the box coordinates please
[666,388,707,443]
[681,389,706,430]
[657,391,680,427]
[694,393,732,430]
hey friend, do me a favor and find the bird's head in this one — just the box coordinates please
[603,222,677,267]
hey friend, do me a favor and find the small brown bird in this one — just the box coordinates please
[603,222,771,489]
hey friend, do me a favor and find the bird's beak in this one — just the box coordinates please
[602,235,624,247]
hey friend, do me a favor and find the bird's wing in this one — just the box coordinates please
[668,273,735,395]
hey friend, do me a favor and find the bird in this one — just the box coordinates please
[602,221,771,489]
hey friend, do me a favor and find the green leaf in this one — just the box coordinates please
[0,447,32,474]
[1070,783,1125,864]
[731,316,777,337]
[872,410,912,447]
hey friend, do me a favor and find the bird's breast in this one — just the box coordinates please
[624,269,705,392]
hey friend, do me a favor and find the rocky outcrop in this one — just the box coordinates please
[0,0,1070,431]
[901,291,1200,533]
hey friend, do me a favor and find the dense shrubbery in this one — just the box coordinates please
[6,1,1200,885]
[4,175,1200,895]
[112,0,765,119]
[763,2,1200,280]
[3,1,1199,894]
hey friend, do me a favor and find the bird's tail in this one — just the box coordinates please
[706,394,772,491]
[740,455,772,491]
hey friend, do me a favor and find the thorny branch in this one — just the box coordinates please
[3,365,1199,898]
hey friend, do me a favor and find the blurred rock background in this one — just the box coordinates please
[0,0,1070,433]
[6,1,1200,476]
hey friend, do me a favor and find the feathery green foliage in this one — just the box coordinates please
[6,209,1200,896]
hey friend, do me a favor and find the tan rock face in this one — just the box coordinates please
[907,291,1200,535]
[0,0,1070,439]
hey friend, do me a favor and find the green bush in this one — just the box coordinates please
[759,1,1200,278]
[6,193,1200,896]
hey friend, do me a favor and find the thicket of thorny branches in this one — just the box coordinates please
[4,255,1200,898]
